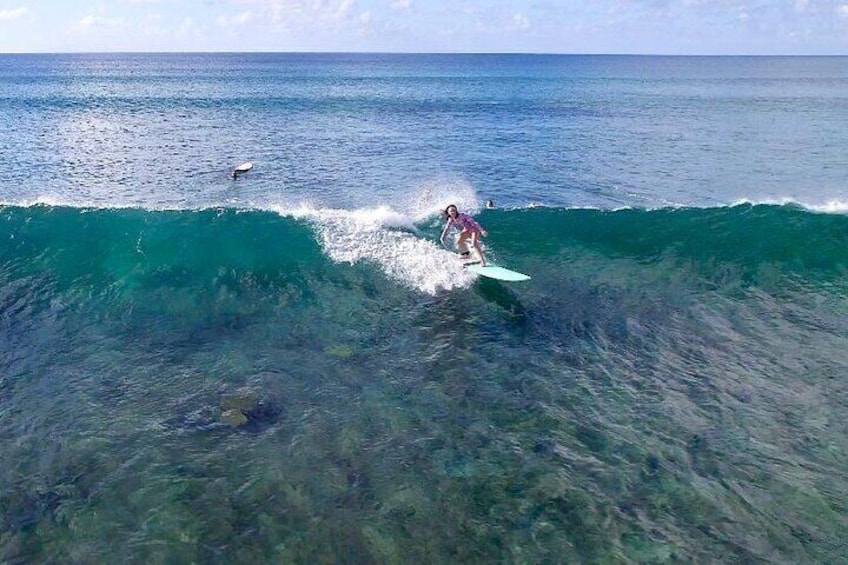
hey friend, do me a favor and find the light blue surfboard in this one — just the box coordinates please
[464,263,531,282]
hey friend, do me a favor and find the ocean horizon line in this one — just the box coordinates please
[1,50,846,58]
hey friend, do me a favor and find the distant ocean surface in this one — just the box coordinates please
[2,53,848,562]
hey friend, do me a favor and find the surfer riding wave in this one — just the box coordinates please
[440,204,488,266]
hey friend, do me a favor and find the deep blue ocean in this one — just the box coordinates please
[2,53,848,563]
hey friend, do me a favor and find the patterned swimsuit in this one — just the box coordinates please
[446,213,482,233]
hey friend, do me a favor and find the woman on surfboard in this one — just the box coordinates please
[440,204,488,266]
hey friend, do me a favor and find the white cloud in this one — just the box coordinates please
[176,16,200,39]
[268,4,285,26]
[513,12,530,30]
[0,7,27,21]
[139,13,164,35]
[218,11,253,26]
[5,0,845,54]
[78,15,126,29]
[333,0,355,20]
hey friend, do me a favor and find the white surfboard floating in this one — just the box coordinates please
[234,162,253,173]
[464,262,531,282]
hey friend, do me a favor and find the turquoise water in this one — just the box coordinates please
[2,54,848,563]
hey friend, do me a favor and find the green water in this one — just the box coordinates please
[2,205,848,562]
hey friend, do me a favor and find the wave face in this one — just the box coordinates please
[3,202,846,298]
[2,203,848,563]
[503,203,848,284]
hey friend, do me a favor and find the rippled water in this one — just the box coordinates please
[3,54,847,211]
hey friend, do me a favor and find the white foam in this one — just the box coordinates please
[0,195,204,212]
[403,178,482,223]
[731,197,796,208]
[276,203,477,295]
[1,195,78,208]
[802,200,848,214]
[730,197,848,214]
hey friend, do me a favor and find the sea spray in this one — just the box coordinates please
[285,203,477,294]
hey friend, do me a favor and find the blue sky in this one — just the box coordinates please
[1,1,847,54]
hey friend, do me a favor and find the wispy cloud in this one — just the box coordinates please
[3,0,848,54]
[176,17,201,40]
[512,12,530,30]
[78,15,126,29]
[0,7,28,21]
[218,11,253,26]
[139,13,164,35]
[334,0,355,20]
